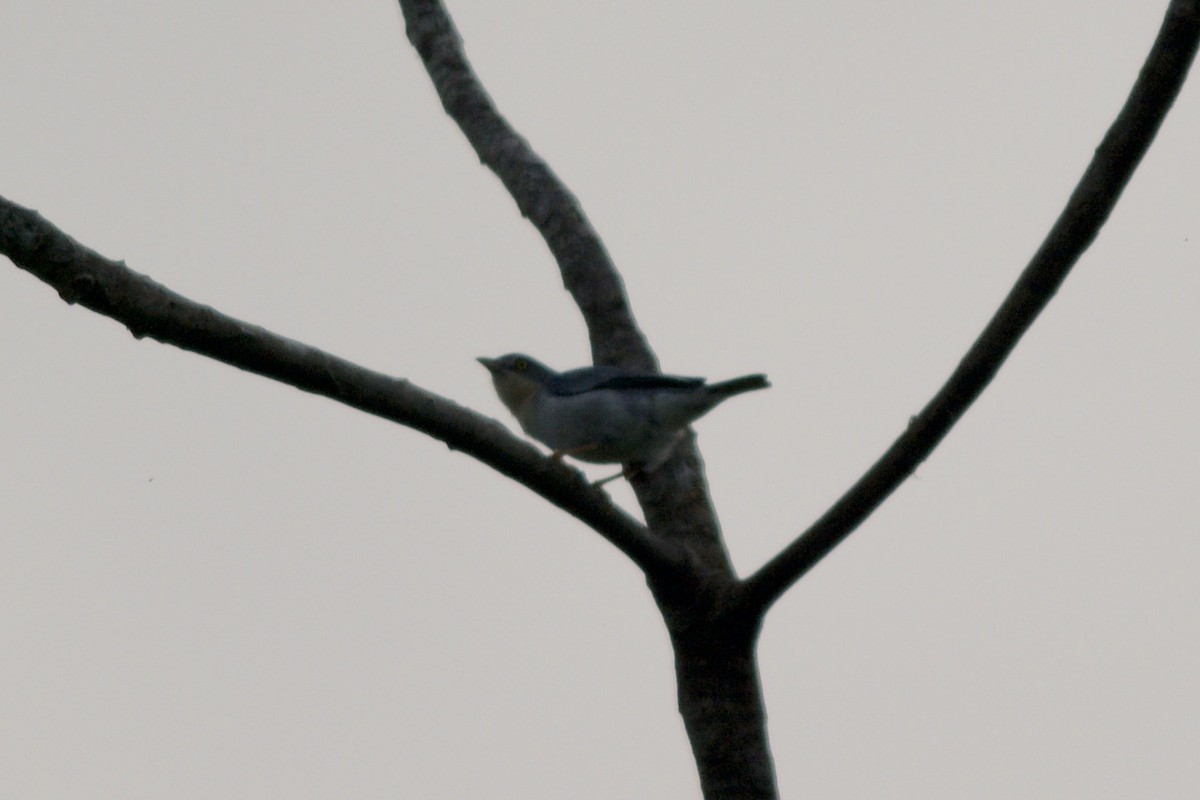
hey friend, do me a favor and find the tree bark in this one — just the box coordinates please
[667,611,776,800]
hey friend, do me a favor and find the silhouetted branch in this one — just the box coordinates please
[736,0,1200,619]
[397,0,739,583]
[394,11,768,792]
[398,0,654,372]
[0,195,681,577]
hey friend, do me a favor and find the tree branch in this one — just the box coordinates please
[0,195,682,578]
[397,0,654,371]
[737,0,1200,619]
[397,0,741,583]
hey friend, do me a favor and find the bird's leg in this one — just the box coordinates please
[591,463,639,488]
[591,469,626,487]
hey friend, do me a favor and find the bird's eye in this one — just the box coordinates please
[514,357,528,371]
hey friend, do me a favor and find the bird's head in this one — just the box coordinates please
[477,353,557,414]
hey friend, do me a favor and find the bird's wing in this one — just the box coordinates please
[551,366,705,396]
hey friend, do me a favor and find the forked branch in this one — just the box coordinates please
[398,0,736,576]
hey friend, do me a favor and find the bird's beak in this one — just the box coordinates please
[477,357,498,373]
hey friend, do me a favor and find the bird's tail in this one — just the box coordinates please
[709,374,770,397]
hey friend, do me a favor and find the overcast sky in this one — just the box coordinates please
[2,2,1198,797]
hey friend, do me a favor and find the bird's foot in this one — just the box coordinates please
[590,464,640,488]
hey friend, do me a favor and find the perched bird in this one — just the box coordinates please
[478,353,769,478]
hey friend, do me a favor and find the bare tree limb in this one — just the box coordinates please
[0,195,682,577]
[393,10,765,790]
[397,0,740,585]
[398,0,654,372]
[736,0,1200,619]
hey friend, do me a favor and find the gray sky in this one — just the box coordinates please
[2,2,1198,797]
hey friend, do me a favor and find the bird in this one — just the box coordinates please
[478,353,769,480]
